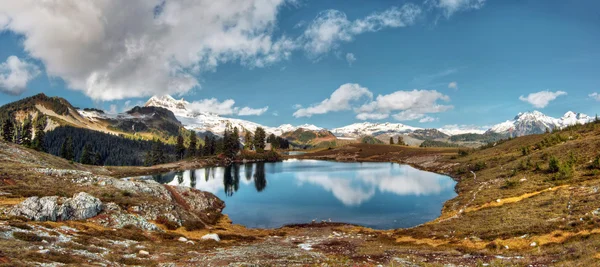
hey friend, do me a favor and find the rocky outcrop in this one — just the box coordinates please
[10,192,102,221]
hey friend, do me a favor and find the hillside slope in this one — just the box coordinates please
[0,93,186,142]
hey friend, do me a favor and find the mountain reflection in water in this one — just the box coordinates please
[141,160,456,229]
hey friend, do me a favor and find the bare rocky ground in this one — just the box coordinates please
[1,140,599,266]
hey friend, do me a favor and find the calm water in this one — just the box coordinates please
[140,160,456,229]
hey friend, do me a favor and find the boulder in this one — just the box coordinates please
[10,192,102,221]
[59,192,103,221]
[10,196,61,221]
[201,233,220,242]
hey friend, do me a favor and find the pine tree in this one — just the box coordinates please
[151,139,165,165]
[197,143,203,157]
[253,127,266,153]
[22,116,32,147]
[14,123,23,145]
[144,150,152,166]
[389,137,394,145]
[175,134,185,160]
[244,130,253,150]
[223,127,232,157]
[187,130,197,158]
[60,136,74,160]
[31,116,46,151]
[203,136,210,155]
[210,136,217,155]
[2,118,14,142]
[80,143,92,164]
[397,136,406,146]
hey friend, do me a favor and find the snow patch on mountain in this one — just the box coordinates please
[438,125,488,135]
[145,95,321,135]
[331,122,420,137]
[487,111,593,136]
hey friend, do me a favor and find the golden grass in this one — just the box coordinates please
[464,184,569,213]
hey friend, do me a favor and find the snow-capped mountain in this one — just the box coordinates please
[331,122,421,138]
[145,95,321,135]
[487,111,593,137]
[437,125,488,136]
[144,95,594,139]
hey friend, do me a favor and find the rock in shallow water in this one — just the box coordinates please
[10,192,102,221]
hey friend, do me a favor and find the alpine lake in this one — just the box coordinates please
[132,160,457,229]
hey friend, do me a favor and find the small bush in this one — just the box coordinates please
[9,221,32,230]
[156,216,179,230]
[555,163,574,180]
[590,155,600,170]
[182,220,205,231]
[13,232,56,242]
[458,150,469,157]
[472,161,487,171]
[548,156,560,173]
[502,179,519,189]
[521,146,530,156]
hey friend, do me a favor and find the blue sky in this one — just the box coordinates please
[0,0,599,129]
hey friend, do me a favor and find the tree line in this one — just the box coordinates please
[1,114,47,152]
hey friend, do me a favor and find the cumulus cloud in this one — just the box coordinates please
[448,81,458,90]
[431,0,486,17]
[357,89,453,121]
[0,56,40,95]
[302,4,421,58]
[356,112,389,120]
[293,83,373,117]
[589,92,600,101]
[0,0,296,101]
[345,53,356,66]
[519,90,567,108]
[187,98,267,116]
[296,83,452,121]
[238,106,269,116]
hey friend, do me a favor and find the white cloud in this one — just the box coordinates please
[392,110,426,121]
[589,92,600,101]
[0,56,40,95]
[356,112,389,120]
[188,98,237,116]
[302,4,421,58]
[238,106,269,116]
[292,104,303,109]
[186,98,267,116]
[0,0,295,101]
[448,81,458,90]
[419,116,437,123]
[357,89,453,121]
[433,0,486,17]
[296,84,452,120]
[519,90,567,108]
[293,83,373,117]
[272,111,279,116]
[345,53,356,66]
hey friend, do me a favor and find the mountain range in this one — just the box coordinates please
[0,94,595,148]
[145,95,595,139]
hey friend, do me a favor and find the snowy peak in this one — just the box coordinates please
[144,95,323,136]
[488,110,594,137]
[145,95,189,115]
[331,122,421,137]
